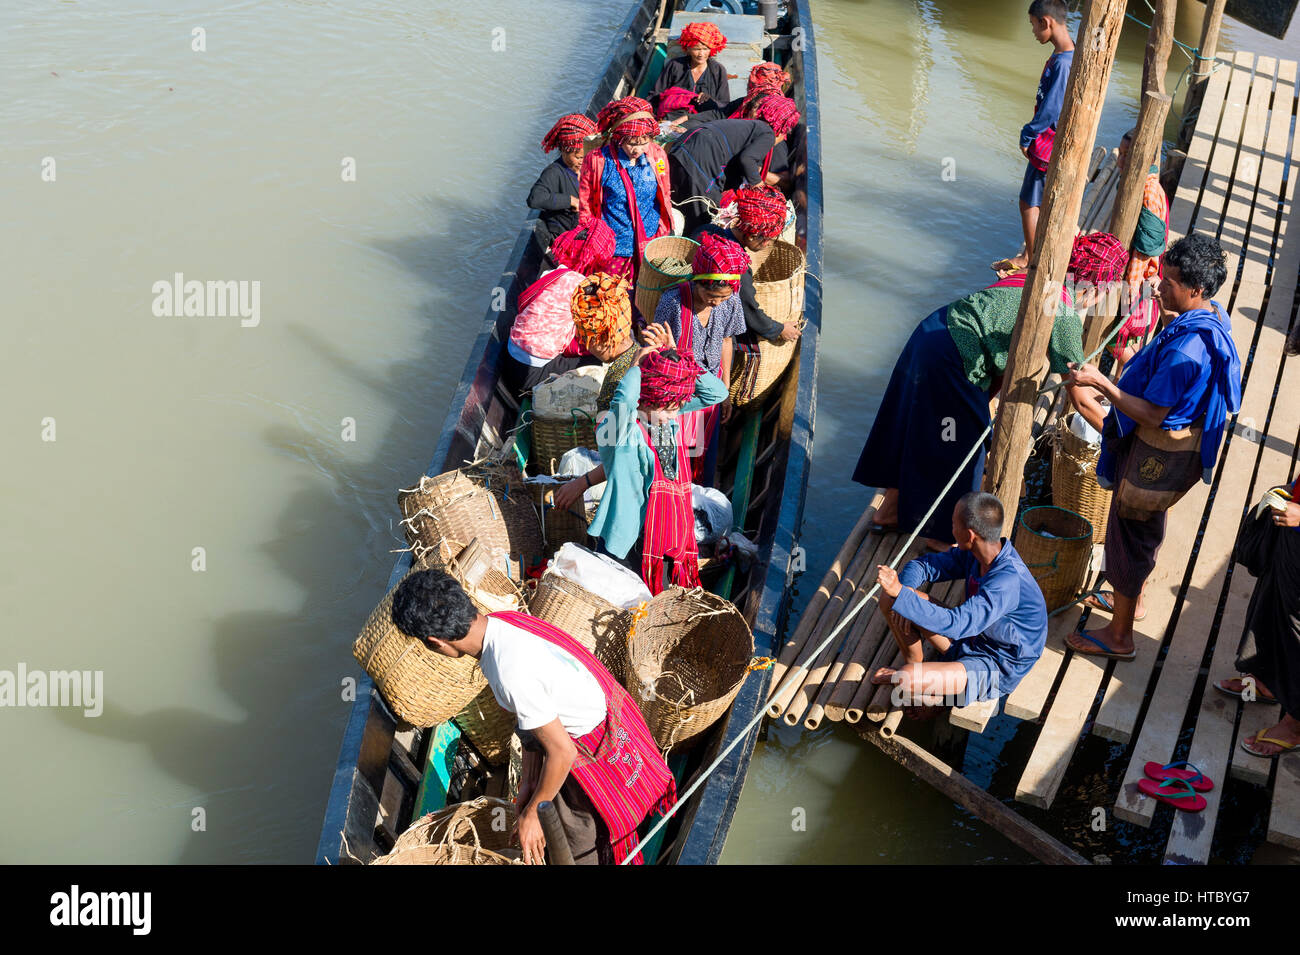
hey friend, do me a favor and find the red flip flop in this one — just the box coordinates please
[1136,776,1207,812]
[1143,761,1214,792]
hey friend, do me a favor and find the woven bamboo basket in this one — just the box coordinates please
[528,482,594,552]
[398,464,544,575]
[751,239,805,324]
[635,235,698,320]
[529,571,633,681]
[532,409,598,474]
[1051,414,1111,544]
[625,587,755,752]
[1013,505,1094,613]
[371,797,523,866]
[453,685,517,767]
[352,540,524,728]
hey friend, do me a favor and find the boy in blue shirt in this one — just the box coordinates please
[872,492,1048,707]
[993,0,1075,277]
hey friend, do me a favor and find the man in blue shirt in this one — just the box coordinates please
[872,492,1048,707]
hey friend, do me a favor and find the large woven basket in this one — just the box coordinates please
[1051,414,1111,544]
[398,464,544,576]
[352,540,524,728]
[751,239,805,325]
[371,797,523,866]
[1013,505,1094,613]
[528,482,594,552]
[532,410,598,475]
[529,572,633,681]
[635,235,698,320]
[625,587,755,752]
[729,325,802,408]
[454,685,517,767]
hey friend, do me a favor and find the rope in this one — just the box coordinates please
[619,298,1137,864]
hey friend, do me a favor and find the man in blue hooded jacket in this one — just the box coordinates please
[1063,233,1242,659]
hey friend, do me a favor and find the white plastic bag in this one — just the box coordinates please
[549,542,651,609]
[692,485,733,546]
[1068,411,1102,446]
[555,446,605,505]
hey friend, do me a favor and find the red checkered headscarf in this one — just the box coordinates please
[1069,231,1128,286]
[596,97,658,143]
[692,232,749,292]
[748,62,790,94]
[754,95,800,137]
[736,186,787,239]
[678,22,727,56]
[541,113,597,153]
[639,348,704,409]
[551,219,616,275]
[656,87,698,119]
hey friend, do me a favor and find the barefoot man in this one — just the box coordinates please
[871,492,1047,707]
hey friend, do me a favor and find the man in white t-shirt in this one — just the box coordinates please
[391,567,660,864]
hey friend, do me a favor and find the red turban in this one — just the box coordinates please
[691,232,750,293]
[1069,231,1129,286]
[754,95,800,137]
[596,97,658,143]
[736,186,787,239]
[639,349,704,409]
[551,219,616,275]
[656,87,698,120]
[541,113,597,153]
[678,22,727,57]
[747,62,790,94]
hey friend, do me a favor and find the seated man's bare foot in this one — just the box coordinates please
[870,666,898,686]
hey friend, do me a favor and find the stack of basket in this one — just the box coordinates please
[398,463,544,577]
[730,239,806,408]
[624,587,755,752]
[1051,412,1111,543]
[528,480,596,551]
[635,235,699,320]
[529,570,633,681]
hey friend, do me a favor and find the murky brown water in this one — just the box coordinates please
[1,0,1292,863]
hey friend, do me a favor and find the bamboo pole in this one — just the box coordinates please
[779,538,882,725]
[766,498,879,701]
[1109,0,1175,247]
[984,0,1128,533]
[803,581,880,729]
[879,705,905,739]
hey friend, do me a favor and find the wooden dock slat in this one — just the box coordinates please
[1112,62,1285,828]
[1014,650,1108,809]
[949,696,999,732]
[1171,53,1248,241]
[1269,752,1300,850]
[1168,53,1235,240]
[1231,703,1282,784]
[1187,52,1257,246]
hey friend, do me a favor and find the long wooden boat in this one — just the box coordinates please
[316,0,823,865]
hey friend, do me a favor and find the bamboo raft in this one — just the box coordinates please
[774,50,1300,864]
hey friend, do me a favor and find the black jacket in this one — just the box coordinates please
[527,158,580,250]
[694,223,784,341]
[669,119,774,199]
[653,57,731,115]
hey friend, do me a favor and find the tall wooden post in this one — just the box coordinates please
[984,0,1129,533]
[1180,0,1227,128]
[1109,0,1175,248]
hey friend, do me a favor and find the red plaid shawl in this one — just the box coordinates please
[489,611,676,864]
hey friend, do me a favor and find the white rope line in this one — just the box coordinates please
[620,303,1133,863]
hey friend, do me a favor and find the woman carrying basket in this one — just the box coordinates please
[578,97,674,285]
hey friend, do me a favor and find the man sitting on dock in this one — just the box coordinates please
[872,492,1048,707]
[390,568,676,865]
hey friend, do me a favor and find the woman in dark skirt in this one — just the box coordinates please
[852,233,1129,546]
[1224,475,1300,758]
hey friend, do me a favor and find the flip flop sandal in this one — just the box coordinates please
[1213,677,1277,703]
[1143,760,1214,792]
[1239,733,1300,758]
[1136,776,1207,812]
[1082,590,1148,621]
[1067,631,1137,661]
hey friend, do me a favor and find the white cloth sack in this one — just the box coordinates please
[692,485,734,546]
[549,542,652,609]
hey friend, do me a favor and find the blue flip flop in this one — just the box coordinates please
[1068,630,1137,661]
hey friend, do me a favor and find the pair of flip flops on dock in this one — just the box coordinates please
[1137,761,1214,812]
